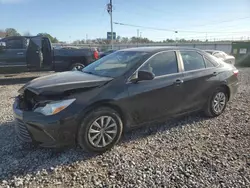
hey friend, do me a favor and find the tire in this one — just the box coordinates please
[77,107,123,153]
[70,63,85,71]
[204,87,228,117]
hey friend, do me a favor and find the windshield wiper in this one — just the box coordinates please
[83,71,94,75]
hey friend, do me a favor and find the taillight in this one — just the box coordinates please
[94,50,99,60]
[233,69,239,77]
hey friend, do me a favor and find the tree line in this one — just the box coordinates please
[72,36,204,45]
[1,28,210,44]
[0,28,59,43]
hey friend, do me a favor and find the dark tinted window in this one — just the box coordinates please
[180,51,205,71]
[140,51,178,76]
[6,38,24,49]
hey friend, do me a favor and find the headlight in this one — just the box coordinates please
[34,99,76,116]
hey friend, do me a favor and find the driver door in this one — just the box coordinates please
[125,51,184,126]
[26,36,43,70]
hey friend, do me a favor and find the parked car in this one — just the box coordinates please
[99,49,117,58]
[0,36,99,74]
[204,50,235,65]
[13,47,239,152]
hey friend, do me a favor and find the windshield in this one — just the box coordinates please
[83,51,148,78]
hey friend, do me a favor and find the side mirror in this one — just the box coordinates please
[0,42,6,50]
[131,70,155,83]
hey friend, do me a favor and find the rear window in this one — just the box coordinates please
[205,51,213,55]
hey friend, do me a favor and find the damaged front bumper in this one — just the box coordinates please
[13,97,79,148]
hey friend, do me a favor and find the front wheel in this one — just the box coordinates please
[77,107,123,153]
[204,88,228,117]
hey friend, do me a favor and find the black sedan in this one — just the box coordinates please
[13,47,239,152]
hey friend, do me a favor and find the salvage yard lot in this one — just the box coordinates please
[0,68,249,187]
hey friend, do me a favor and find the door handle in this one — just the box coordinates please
[17,52,24,55]
[174,79,184,85]
[212,72,217,76]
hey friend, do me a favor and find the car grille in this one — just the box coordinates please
[15,119,32,142]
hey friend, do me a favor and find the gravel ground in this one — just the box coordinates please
[0,68,249,188]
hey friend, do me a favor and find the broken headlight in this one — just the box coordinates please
[34,99,76,116]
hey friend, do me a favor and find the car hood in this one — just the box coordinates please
[18,71,113,95]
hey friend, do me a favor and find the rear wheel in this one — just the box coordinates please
[77,107,123,153]
[204,87,228,117]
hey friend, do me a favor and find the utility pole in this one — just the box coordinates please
[175,31,178,46]
[137,29,139,47]
[107,0,113,49]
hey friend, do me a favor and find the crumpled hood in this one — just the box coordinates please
[18,71,113,95]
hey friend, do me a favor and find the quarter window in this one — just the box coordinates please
[205,54,220,67]
[140,51,178,76]
[180,51,206,71]
[204,57,215,68]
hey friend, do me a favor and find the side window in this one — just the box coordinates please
[5,39,24,49]
[23,38,30,49]
[140,51,178,76]
[180,51,206,71]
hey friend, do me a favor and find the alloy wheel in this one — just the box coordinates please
[87,116,118,148]
[212,92,226,114]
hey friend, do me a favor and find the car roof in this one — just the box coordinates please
[2,36,32,40]
[119,46,204,53]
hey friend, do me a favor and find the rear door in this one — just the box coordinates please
[26,36,42,69]
[126,51,184,125]
[0,37,27,73]
[179,50,219,112]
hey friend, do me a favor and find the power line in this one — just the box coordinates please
[114,1,250,29]
[183,32,250,38]
[114,22,250,34]
[181,16,250,29]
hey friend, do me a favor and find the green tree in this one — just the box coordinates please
[163,38,175,43]
[121,37,129,43]
[5,28,20,37]
[37,33,59,43]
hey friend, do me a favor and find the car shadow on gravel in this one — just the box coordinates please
[0,112,208,182]
[122,112,208,143]
[0,77,38,85]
